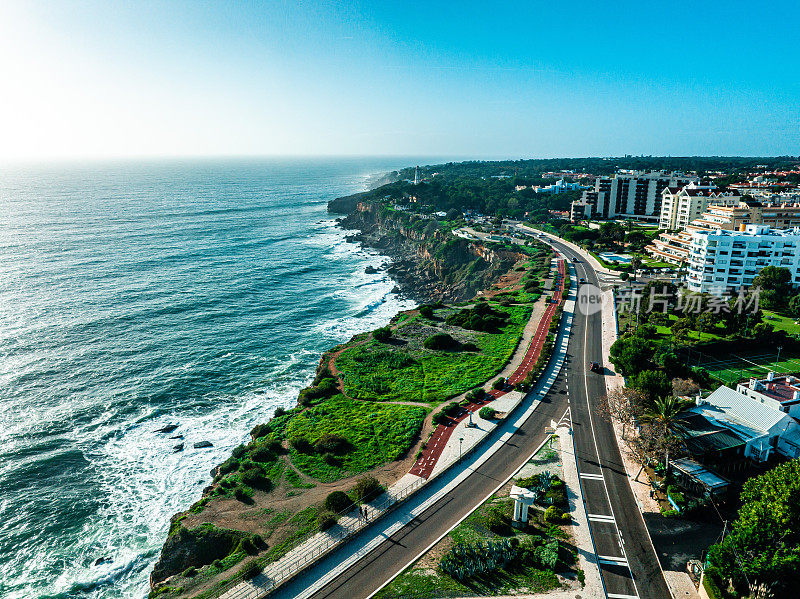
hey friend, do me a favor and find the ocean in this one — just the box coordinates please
[0,158,425,598]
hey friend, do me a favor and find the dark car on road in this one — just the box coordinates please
[589,361,602,373]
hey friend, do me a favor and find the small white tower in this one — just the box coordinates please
[413,166,420,185]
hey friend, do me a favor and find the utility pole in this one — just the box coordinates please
[776,345,783,370]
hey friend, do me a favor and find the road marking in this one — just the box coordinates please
[598,555,629,566]
[607,594,639,599]
[587,513,616,523]
[580,472,604,480]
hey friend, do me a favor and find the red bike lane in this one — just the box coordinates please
[409,258,567,479]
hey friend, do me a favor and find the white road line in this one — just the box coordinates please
[607,594,639,599]
[598,556,629,566]
[588,514,616,523]
[580,473,605,480]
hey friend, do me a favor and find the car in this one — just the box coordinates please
[589,361,602,373]
[572,257,580,263]
[579,277,586,284]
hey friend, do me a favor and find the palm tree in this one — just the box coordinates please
[640,395,691,472]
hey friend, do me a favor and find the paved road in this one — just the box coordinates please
[279,238,670,599]
[545,236,671,599]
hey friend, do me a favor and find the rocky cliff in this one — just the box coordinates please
[336,200,518,302]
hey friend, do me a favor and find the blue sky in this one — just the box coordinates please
[0,0,798,160]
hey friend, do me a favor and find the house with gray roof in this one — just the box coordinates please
[686,385,800,463]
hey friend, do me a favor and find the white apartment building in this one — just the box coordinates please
[571,171,698,221]
[686,224,800,292]
[658,184,740,230]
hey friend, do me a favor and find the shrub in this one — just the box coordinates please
[182,566,197,577]
[274,406,286,417]
[241,562,262,579]
[314,433,351,455]
[218,457,239,476]
[266,439,284,454]
[249,445,276,463]
[461,342,479,352]
[324,491,356,514]
[485,507,510,534]
[322,453,339,466]
[467,388,486,402]
[479,406,496,420]
[443,401,461,416]
[233,486,253,504]
[423,333,459,350]
[232,444,248,459]
[544,505,564,523]
[492,377,506,390]
[237,537,258,555]
[419,305,434,319]
[240,468,272,491]
[317,510,339,531]
[289,437,314,454]
[544,487,567,507]
[251,534,267,549]
[533,539,559,570]
[372,326,392,342]
[432,411,448,425]
[250,424,270,439]
[352,476,383,503]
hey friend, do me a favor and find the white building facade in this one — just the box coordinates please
[686,224,800,293]
[658,184,740,230]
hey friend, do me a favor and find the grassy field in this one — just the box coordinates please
[336,302,533,404]
[690,347,800,385]
[763,310,800,335]
[285,394,428,482]
[618,311,726,342]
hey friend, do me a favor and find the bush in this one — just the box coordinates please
[372,326,392,342]
[485,507,510,534]
[492,377,506,390]
[274,406,286,417]
[314,433,351,455]
[461,342,479,352]
[423,333,459,350]
[479,406,496,420]
[443,401,461,416]
[419,305,434,319]
[233,486,253,504]
[352,476,383,503]
[249,445,276,463]
[251,534,267,549]
[237,537,258,555]
[544,487,567,507]
[324,491,356,514]
[217,457,239,476]
[182,566,197,577]
[544,505,567,523]
[432,411,448,425]
[467,388,486,402]
[322,453,339,466]
[533,539,559,570]
[241,562,262,579]
[240,468,272,491]
[289,437,314,454]
[250,424,270,439]
[232,444,248,459]
[317,510,339,531]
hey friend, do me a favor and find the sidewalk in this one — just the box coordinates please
[556,421,604,599]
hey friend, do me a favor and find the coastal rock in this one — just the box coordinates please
[193,441,213,449]
[170,434,183,439]
[173,443,184,453]
[94,557,111,566]
[364,265,379,274]
[155,424,179,434]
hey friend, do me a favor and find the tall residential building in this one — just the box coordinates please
[658,184,740,230]
[686,224,800,293]
[571,171,698,221]
[647,197,800,266]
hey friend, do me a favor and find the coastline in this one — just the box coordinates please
[148,184,550,597]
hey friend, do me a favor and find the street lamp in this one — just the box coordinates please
[459,437,463,460]
[776,346,783,370]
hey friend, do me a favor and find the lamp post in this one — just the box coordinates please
[459,437,463,460]
[776,345,783,370]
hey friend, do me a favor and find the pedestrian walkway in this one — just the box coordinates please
[410,258,567,479]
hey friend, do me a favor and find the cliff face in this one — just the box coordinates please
[338,200,518,302]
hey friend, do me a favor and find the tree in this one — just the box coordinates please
[640,395,691,471]
[372,326,392,342]
[597,386,647,441]
[630,370,671,402]
[706,459,800,596]
[609,335,655,377]
[752,266,792,310]
[789,294,800,317]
